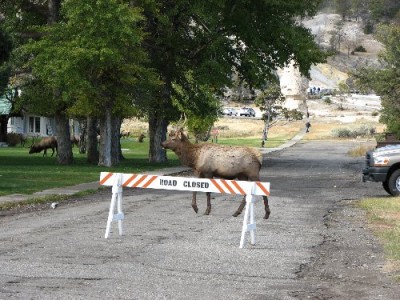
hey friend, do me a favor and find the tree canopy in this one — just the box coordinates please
[137,0,327,162]
[353,24,400,136]
[1,0,327,165]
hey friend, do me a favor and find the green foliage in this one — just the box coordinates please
[138,0,327,119]
[172,71,220,139]
[6,132,21,146]
[2,0,328,164]
[338,81,350,95]
[353,24,400,137]
[369,0,400,22]
[281,108,304,120]
[364,21,375,34]
[334,0,352,19]
[331,124,376,138]
[323,97,332,104]
[255,81,285,118]
[14,0,152,119]
[371,110,379,116]
[0,24,13,94]
[0,139,180,196]
[357,197,400,262]
[354,45,367,52]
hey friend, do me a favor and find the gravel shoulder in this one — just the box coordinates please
[0,140,399,299]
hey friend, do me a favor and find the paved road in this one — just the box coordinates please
[0,140,399,299]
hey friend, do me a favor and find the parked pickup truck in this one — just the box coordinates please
[362,144,400,195]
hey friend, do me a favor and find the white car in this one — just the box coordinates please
[222,107,238,116]
[238,107,256,117]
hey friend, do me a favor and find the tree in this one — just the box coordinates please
[342,29,358,58]
[137,0,327,163]
[353,24,400,137]
[0,0,74,162]
[329,20,345,52]
[255,81,302,148]
[335,0,352,20]
[0,24,13,143]
[171,72,220,142]
[14,0,152,166]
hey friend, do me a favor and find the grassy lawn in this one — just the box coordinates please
[0,133,291,196]
[357,197,400,280]
[0,139,180,196]
[216,134,297,148]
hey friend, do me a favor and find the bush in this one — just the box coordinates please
[364,22,374,34]
[323,97,332,104]
[354,45,367,52]
[331,124,376,138]
[371,111,379,117]
[6,133,21,146]
[331,128,352,138]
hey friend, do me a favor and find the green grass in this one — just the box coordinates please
[216,133,297,148]
[0,135,290,196]
[0,139,180,196]
[357,197,400,265]
[0,190,96,211]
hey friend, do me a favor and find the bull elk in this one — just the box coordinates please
[161,128,270,219]
[29,136,58,157]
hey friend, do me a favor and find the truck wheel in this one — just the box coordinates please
[383,181,391,195]
[387,169,400,196]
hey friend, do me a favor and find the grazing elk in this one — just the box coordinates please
[70,135,80,148]
[161,128,270,219]
[29,136,58,157]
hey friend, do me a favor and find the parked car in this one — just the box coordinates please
[238,107,256,117]
[362,144,400,195]
[222,107,237,116]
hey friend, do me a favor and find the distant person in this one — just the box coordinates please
[305,122,311,133]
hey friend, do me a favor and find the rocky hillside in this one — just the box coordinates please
[303,13,383,89]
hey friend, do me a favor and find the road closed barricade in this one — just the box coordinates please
[99,172,270,248]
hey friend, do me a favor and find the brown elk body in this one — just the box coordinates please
[70,135,80,148]
[29,136,58,157]
[161,129,270,219]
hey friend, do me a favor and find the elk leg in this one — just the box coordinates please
[263,196,271,219]
[51,148,54,157]
[192,192,198,213]
[233,196,246,217]
[204,192,211,215]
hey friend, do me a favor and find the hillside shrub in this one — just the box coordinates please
[371,111,379,116]
[364,22,374,34]
[331,128,352,138]
[6,133,21,146]
[323,97,332,104]
[331,124,376,138]
[354,45,367,52]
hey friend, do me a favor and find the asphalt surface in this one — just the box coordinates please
[1,139,399,299]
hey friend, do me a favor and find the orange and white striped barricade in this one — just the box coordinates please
[99,172,270,248]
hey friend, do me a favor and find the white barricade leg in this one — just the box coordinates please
[239,183,257,248]
[105,173,124,239]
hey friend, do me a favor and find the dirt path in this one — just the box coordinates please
[0,140,399,299]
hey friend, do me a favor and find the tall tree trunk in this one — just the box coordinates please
[78,119,86,154]
[148,113,168,163]
[86,116,99,164]
[98,107,121,167]
[99,107,112,167]
[47,0,61,24]
[111,116,122,163]
[55,111,73,165]
[0,116,8,143]
[148,79,171,163]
